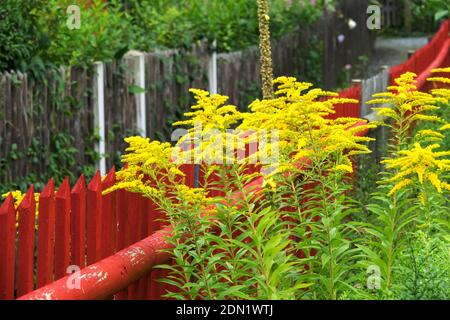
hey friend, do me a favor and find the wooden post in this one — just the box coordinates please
[126,51,147,137]
[208,40,218,95]
[351,79,362,86]
[404,0,412,33]
[93,62,106,175]
[136,53,147,137]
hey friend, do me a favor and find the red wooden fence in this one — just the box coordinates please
[0,164,195,300]
[390,20,450,90]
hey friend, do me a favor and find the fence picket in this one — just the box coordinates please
[138,196,149,298]
[87,171,103,265]
[115,187,129,300]
[71,175,86,269]
[55,178,71,280]
[101,167,116,259]
[36,179,56,288]
[0,194,16,300]
[126,191,141,299]
[146,198,158,300]
[16,186,36,297]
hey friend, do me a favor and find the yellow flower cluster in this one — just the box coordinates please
[172,89,246,164]
[383,143,450,196]
[428,67,450,100]
[237,76,375,175]
[120,136,178,171]
[114,76,376,196]
[173,184,210,207]
[369,70,450,202]
[173,89,242,133]
[368,72,446,125]
[103,137,185,197]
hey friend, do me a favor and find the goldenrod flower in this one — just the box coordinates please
[388,179,413,196]
[262,178,277,192]
[383,143,450,196]
[334,164,354,174]
[173,89,242,133]
[428,68,450,100]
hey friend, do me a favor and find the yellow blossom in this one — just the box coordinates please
[334,164,354,174]
[383,143,450,196]
[388,179,413,197]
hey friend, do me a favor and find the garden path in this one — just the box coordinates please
[366,36,429,77]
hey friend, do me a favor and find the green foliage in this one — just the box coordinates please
[159,164,309,300]
[0,0,324,73]
[0,131,98,195]
[0,0,47,72]
[39,0,133,68]
[411,0,449,28]
[357,186,419,296]
[392,231,449,300]
[126,0,322,53]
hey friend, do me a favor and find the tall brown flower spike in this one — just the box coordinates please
[257,0,275,100]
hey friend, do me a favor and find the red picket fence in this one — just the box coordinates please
[0,165,195,300]
[390,20,450,90]
[330,84,362,119]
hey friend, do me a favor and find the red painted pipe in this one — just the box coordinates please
[18,227,174,300]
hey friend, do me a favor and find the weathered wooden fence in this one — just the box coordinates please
[380,0,403,29]
[322,0,376,88]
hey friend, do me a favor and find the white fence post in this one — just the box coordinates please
[208,40,218,94]
[137,53,146,136]
[126,51,147,136]
[93,62,106,175]
[127,50,147,137]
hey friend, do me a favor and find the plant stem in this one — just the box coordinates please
[257,0,274,100]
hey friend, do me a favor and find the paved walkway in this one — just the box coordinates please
[366,37,429,77]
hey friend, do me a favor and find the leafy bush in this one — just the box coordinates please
[0,0,47,72]
[126,0,322,53]
[392,231,449,300]
[0,0,324,72]
[411,0,449,28]
[38,0,133,68]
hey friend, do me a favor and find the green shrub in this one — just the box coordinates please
[392,231,449,300]
[39,0,133,68]
[0,0,47,72]
[126,0,322,53]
